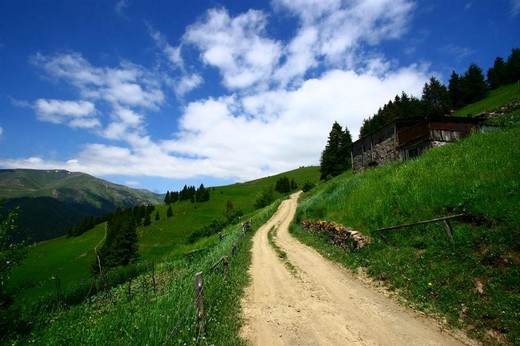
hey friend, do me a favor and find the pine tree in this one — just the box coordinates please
[164,191,171,204]
[97,208,138,269]
[166,205,173,218]
[448,71,464,109]
[422,76,451,117]
[195,184,210,202]
[505,48,520,84]
[155,211,160,221]
[143,213,151,227]
[320,122,352,180]
[487,57,507,89]
[462,63,488,105]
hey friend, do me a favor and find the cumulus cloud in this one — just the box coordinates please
[183,8,283,90]
[149,26,204,97]
[35,99,100,128]
[0,126,3,137]
[32,52,164,110]
[273,0,414,68]
[2,1,434,184]
[31,52,164,140]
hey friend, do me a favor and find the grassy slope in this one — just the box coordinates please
[454,83,520,116]
[292,88,520,344]
[9,201,281,345]
[8,166,320,303]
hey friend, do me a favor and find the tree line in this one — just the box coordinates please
[360,48,520,136]
[164,184,210,204]
[319,48,519,181]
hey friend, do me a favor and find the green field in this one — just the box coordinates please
[8,166,320,303]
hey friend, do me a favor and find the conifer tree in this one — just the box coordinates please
[97,208,138,269]
[462,63,488,105]
[166,205,173,218]
[422,76,451,117]
[487,57,507,89]
[320,122,352,180]
[505,48,520,84]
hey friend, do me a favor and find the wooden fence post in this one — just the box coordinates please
[194,272,205,334]
[128,278,132,299]
[152,261,157,293]
[222,256,229,278]
[443,219,454,241]
[54,275,62,303]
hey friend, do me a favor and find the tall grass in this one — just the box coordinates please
[293,128,520,344]
[7,201,281,345]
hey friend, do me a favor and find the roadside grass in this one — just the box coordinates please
[8,167,320,304]
[267,225,298,275]
[7,201,281,345]
[292,127,520,345]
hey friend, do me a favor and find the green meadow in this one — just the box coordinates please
[8,166,320,303]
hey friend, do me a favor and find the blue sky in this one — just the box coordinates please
[0,0,518,193]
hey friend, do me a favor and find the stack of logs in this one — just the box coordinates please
[300,220,371,251]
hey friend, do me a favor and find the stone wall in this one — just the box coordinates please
[300,220,371,250]
[352,135,398,173]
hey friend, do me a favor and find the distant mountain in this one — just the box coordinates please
[0,169,163,242]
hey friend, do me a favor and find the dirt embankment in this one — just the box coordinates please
[240,192,476,345]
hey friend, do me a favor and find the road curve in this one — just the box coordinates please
[240,191,475,345]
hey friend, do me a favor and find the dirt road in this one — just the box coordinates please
[240,192,474,345]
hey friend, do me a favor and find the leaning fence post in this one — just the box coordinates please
[152,261,157,293]
[222,256,229,278]
[194,272,205,334]
[54,275,62,303]
[443,219,454,241]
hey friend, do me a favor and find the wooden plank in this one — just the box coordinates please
[375,214,465,232]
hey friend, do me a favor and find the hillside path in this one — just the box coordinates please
[240,191,474,346]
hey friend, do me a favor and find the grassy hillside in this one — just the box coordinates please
[8,166,320,303]
[6,201,282,345]
[292,101,520,343]
[0,169,163,242]
[454,83,520,117]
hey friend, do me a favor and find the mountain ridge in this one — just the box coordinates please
[0,169,163,242]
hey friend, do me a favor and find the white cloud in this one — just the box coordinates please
[149,26,203,97]
[183,8,282,90]
[3,2,435,185]
[0,126,3,137]
[2,60,428,181]
[33,53,164,110]
[273,0,414,68]
[35,99,100,128]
